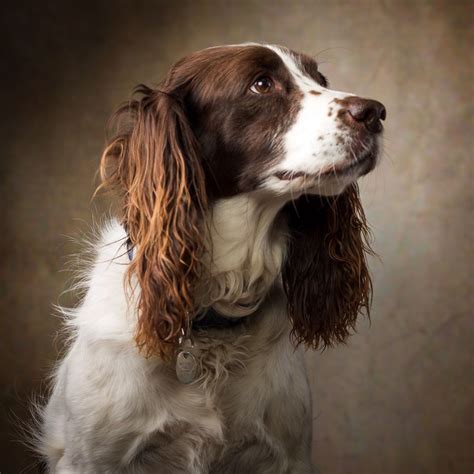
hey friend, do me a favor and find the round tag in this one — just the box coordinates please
[176,350,199,384]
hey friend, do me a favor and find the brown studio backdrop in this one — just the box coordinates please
[1,1,472,472]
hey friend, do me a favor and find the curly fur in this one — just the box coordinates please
[283,185,374,349]
[100,85,208,360]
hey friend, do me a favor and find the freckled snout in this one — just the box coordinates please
[344,97,386,134]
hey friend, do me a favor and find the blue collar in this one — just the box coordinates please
[126,238,134,262]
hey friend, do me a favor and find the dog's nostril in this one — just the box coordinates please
[346,97,386,133]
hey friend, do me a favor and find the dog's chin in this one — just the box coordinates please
[312,150,378,196]
[274,148,378,197]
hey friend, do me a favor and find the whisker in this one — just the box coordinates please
[331,162,339,184]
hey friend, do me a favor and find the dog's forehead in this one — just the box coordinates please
[190,43,319,83]
[263,45,325,90]
[264,45,318,72]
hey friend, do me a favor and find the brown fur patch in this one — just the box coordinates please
[99,86,208,361]
[282,185,374,349]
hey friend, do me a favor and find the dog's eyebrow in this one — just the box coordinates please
[293,53,328,87]
[318,72,329,88]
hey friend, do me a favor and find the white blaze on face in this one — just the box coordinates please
[263,45,357,196]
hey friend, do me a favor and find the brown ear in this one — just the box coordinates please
[99,85,207,360]
[282,184,373,349]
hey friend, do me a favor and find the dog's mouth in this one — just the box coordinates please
[275,147,377,182]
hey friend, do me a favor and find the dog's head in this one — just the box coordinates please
[100,44,385,358]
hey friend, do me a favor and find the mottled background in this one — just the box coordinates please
[1,0,472,472]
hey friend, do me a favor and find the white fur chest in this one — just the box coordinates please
[41,221,313,472]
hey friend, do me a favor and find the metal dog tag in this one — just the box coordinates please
[176,341,200,384]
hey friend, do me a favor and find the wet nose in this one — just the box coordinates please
[345,97,386,133]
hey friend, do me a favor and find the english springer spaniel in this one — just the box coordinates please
[37,43,385,473]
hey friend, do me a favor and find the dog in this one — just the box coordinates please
[37,43,385,473]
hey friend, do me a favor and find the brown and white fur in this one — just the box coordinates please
[37,43,386,473]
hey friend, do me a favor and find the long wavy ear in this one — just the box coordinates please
[282,184,373,349]
[99,85,207,360]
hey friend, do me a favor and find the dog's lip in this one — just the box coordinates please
[275,153,375,181]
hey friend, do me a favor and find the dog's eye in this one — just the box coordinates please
[250,76,274,94]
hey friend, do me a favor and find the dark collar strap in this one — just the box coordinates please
[192,307,248,331]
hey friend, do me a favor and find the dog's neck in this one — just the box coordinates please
[202,193,288,316]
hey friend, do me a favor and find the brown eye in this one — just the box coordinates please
[250,76,274,94]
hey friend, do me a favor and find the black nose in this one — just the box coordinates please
[345,97,386,133]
